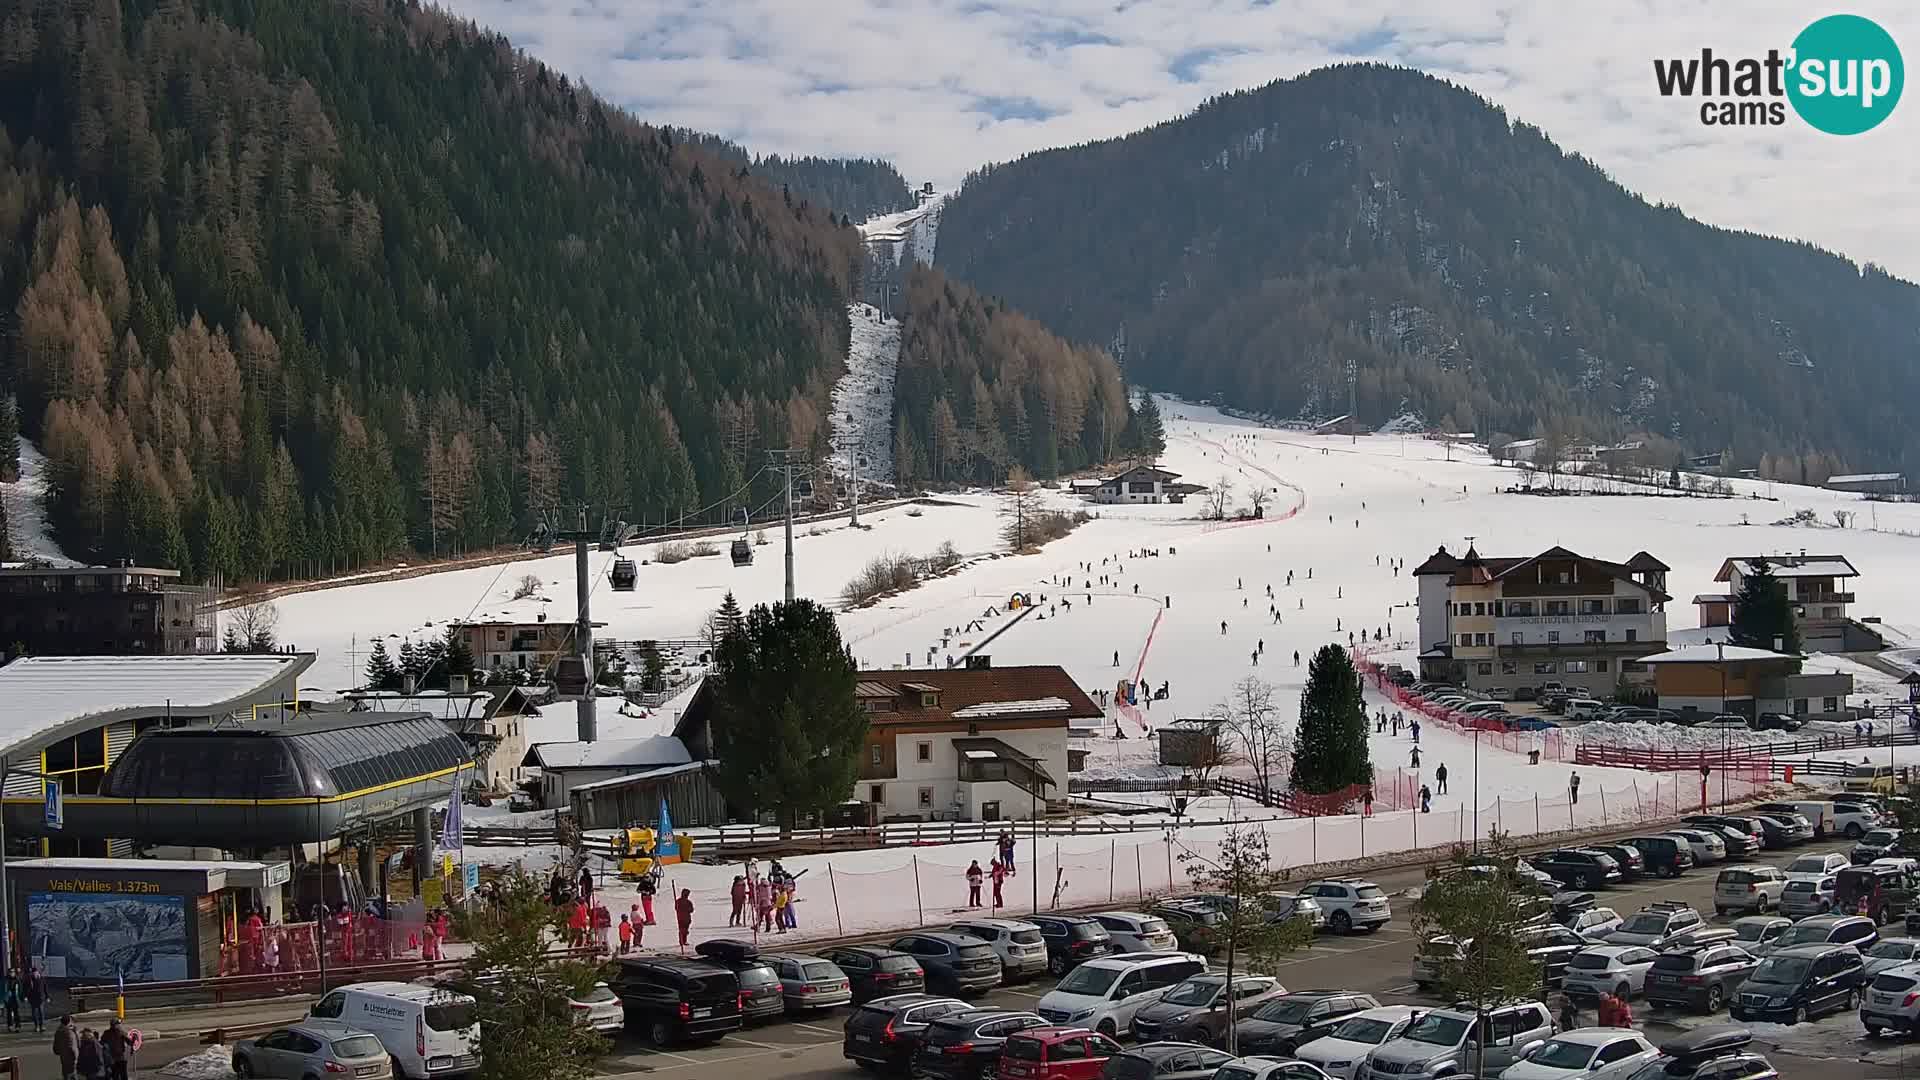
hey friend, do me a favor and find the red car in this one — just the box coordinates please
[998,1027,1124,1080]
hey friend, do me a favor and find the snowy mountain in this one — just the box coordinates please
[0,436,75,567]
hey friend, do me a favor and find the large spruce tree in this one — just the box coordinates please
[710,598,867,827]
[364,639,401,691]
[1728,557,1802,654]
[1290,645,1372,794]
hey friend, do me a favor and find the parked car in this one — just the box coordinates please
[1300,880,1393,934]
[1620,836,1696,878]
[1606,902,1704,947]
[1834,863,1914,923]
[1631,1027,1777,1080]
[1753,711,1805,731]
[949,918,1052,981]
[1669,829,1729,864]
[1700,714,1751,730]
[1128,974,1287,1045]
[890,932,1004,996]
[822,944,927,1003]
[1215,1058,1334,1080]
[1034,952,1209,1038]
[1031,915,1120,977]
[1784,852,1851,878]
[1099,1042,1235,1080]
[1363,1001,1554,1080]
[1729,943,1867,1024]
[842,994,972,1071]
[1413,923,1586,991]
[1290,1006,1422,1080]
[233,1023,392,1080]
[609,957,743,1047]
[1728,917,1791,956]
[1151,902,1224,954]
[1829,802,1883,839]
[998,1027,1124,1080]
[1861,937,1920,977]
[912,1009,1047,1080]
[760,952,852,1012]
[1683,819,1761,857]
[1753,814,1815,848]
[692,941,788,1022]
[1566,699,1611,722]
[1861,961,1920,1035]
[1756,802,1835,838]
[1642,942,1759,1013]
[1265,892,1327,930]
[1765,913,1878,953]
[1559,946,1661,1001]
[1496,1028,1659,1080]
[1566,907,1624,941]
[1587,844,1647,882]
[1714,865,1788,915]
[1233,990,1382,1057]
[1090,912,1179,953]
[1530,850,1623,890]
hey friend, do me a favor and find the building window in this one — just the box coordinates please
[1823,697,1839,712]
[918,787,934,807]
[1508,601,1535,616]
[1546,601,1571,616]
[1456,603,1470,616]
[1548,631,1561,643]
[1475,634,1490,647]
[1458,634,1472,647]
[1556,571,1572,584]
[1565,661,1589,673]
[1625,629,1638,643]
[1509,632,1522,645]
[1616,598,1642,614]
[1477,663,1493,676]
[1793,699,1809,715]
[916,742,932,762]
[1581,600,1606,615]
[870,745,883,765]
[1534,661,1558,674]
[1474,603,1487,616]
[1502,662,1519,675]
[1585,630,1606,644]
[920,692,937,708]
[495,629,506,642]
[869,785,884,803]
[1622,661,1645,673]
[1492,602,1505,617]
[1595,660,1610,673]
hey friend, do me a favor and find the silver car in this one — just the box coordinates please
[1864,938,1920,977]
[1559,945,1660,1001]
[234,1023,392,1080]
[762,952,854,1011]
[1778,875,1837,918]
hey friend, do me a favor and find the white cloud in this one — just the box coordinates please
[438,0,1920,278]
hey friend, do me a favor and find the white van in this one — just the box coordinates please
[309,982,482,1080]
[1034,952,1207,1037]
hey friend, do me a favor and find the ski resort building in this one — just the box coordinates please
[454,617,602,673]
[1702,552,1881,652]
[1090,464,1205,505]
[1824,472,1906,495]
[1635,644,1855,720]
[0,563,216,656]
[1413,545,1670,697]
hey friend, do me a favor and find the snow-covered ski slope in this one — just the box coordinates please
[0,437,76,567]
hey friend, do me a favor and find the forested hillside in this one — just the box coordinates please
[891,264,1146,487]
[937,64,1920,471]
[0,0,862,582]
[672,130,915,222]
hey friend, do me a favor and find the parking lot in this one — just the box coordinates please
[557,826,1920,1080]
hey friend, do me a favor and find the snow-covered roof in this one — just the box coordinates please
[0,653,314,758]
[1721,556,1859,580]
[951,697,1072,718]
[522,735,692,770]
[1635,645,1798,664]
[1827,473,1903,484]
[567,760,709,793]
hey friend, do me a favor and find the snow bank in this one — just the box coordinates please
[159,1046,233,1080]
[0,437,76,566]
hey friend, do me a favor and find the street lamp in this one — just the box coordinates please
[1717,642,1727,809]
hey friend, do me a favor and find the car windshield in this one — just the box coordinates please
[1776,925,1833,946]
[1056,964,1122,995]
[1253,998,1318,1024]
[1403,1013,1470,1046]
[1527,1040,1598,1070]
[1734,924,1775,941]
[1867,941,1916,959]
[425,1002,477,1032]
[1161,979,1222,1007]
[331,1036,384,1059]
[1620,914,1668,935]
[1752,955,1813,983]
[1865,831,1899,845]
[1331,1017,1397,1044]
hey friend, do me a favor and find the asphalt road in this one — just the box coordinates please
[15,835,1914,1080]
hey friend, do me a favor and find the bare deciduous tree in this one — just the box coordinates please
[1248,486,1271,516]
[1000,465,1044,551]
[1204,473,1235,520]
[1216,676,1290,794]
[511,573,542,600]
[223,600,280,653]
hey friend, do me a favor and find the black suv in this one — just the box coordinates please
[691,939,785,1023]
[823,944,927,1002]
[891,932,1002,995]
[842,993,972,1071]
[1529,849,1623,890]
[1029,914,1116,976]
[1622,835,1696,878]
[1234,990,1381,1056]
[1587,843,1648,881]
[611,956,743,1046]
[1730,943,1866,1024]
[1643,942,1758,1013]
[912,1009,1046,1080]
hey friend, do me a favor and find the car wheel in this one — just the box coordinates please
[234,1060,254,1079]
[1097,1019,1118,1038]
[649,1019,675,1047]
[1878,907,1892,926]
[1616,983,1631,1001]
[1331,910,1353,934]
[1049,954,1067,976]
[1578,872,1594,890]
[1847,823,1865,838]
[1791,1004,1808,1026]
[1705,986,1724,1013]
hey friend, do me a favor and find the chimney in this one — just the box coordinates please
[1773,636,1784,653]
[403,673,418,695]
[449,673,469,694]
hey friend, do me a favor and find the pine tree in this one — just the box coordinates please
[714,591,745,642]
[441,625,476,686]
[0,395,19,482]
[1290,644,1372,794]
[398,639,425,688]
[636,640,666,692]
[365,639,402,690]
[710,598,867,830]
[1131,392,1165,456]
[1729,557,1802,654]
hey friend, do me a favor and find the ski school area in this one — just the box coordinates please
[273,395,1920,950]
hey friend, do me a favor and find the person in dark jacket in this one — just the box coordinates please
[3,972,19,1032]
[53,1014,78,1080]
[101,1018,133,1080]
[25,967,46,1032]
[76,1030,102,1080]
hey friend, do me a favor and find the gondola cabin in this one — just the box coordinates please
[553,656,593,699]
[730,538,753,567]
[610,558,637,591]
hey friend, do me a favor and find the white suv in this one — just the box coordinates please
[1301,880,1392,934]
[1862,960,1920,1036]
[948,918,1050,980]
[1089,911,1178,952]
[1033,952,1208,1038]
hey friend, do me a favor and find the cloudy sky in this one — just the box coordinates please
[440,0,1918,280]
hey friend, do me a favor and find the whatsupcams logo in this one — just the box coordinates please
[1653,14,1903,133]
